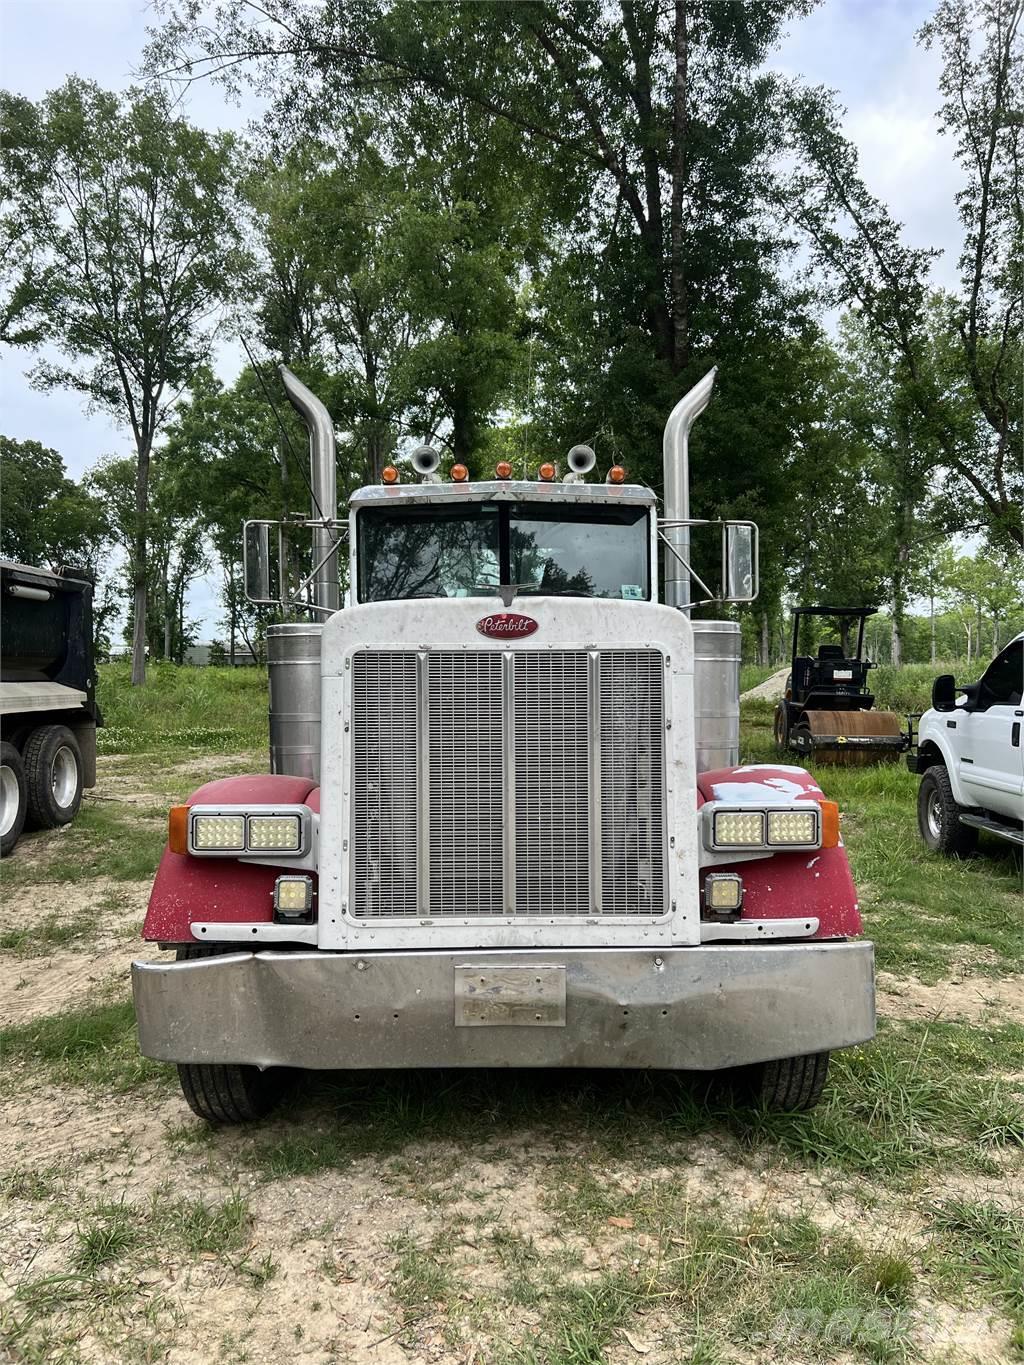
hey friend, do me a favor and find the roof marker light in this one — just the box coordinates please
[381,465,399,485]
[495,461,513,480]
[607,465,626,484]
[451,463,469,482]
[538,462,556,481]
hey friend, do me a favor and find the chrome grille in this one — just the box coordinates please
[350,647,666,918]
[600,651,666,914]
[351,652,418,917]
[428,653,504,916]
[514,651,591,916]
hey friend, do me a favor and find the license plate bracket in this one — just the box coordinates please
[454,965,567,1027]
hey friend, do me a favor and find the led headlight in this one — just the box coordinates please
[247,814,302,852]
[712,810,766,847]
[767,808,819,846]
[191,814,245,850]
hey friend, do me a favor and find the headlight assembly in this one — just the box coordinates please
[187,805,310,857]
[705,803,822,852]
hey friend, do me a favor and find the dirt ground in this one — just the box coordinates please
[1,753,1022,1365]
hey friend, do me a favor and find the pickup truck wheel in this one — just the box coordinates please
[745,1050,830,1112]
[918,766,977,858]
[174,945,286,1124]
[0,742,27,857]
[23,725,83,829]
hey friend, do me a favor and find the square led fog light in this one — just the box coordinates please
[767,808,819,846]
[274,874,313,920]
[192,814,245,850]
[704,873,743,914]
[247,814,302,852]
[712,810,766,847]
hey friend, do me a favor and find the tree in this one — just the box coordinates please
[786,0,1023,551]
[1,79,247,684]
[0,435,108,572]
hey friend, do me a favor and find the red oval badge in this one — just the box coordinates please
[476,612,539,641]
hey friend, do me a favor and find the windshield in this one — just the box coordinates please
[357,501,650,603]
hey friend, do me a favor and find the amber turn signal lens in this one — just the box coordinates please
[168,805,189,855]
[381,465,399,484]
[451,463,469,482]
[538,462,556,481]
[495,461,513,479]
[817,799,840,848]
[607,465,626,484]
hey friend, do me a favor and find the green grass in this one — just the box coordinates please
[96,661,268,755]
[0,912,99,956]
[929,1199,1024,1338]
[0,999,169,1094]
[1,801,167,887]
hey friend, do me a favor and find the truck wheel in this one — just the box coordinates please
[745,1050,831,1112]
[0,742,27,857]
[174,944,285,1124]
[918,766,977,858]
[23,725,83,829]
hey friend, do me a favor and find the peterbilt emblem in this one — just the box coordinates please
[476,612,539,640]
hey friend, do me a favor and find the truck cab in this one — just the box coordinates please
[132,369,875,1124]
[912,633,1024,855]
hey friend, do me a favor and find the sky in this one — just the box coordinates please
[0,0,966,640]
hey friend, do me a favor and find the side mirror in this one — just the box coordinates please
[931,674,956,712]
[243,521,276,604]
[724,523,757,603]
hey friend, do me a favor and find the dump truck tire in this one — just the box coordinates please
[747,1051,831,1112]
[918,766,978,858]
[23,724,83,829]
[174,945,286,1124]
[0,742,27,857]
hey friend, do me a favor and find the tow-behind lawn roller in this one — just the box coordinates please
[773,606,909,766]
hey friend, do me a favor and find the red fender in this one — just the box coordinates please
[143,774,319,944]
[697,763,861,939]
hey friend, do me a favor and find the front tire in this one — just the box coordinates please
[0,742,27,856]
[23,725,83,829]
[918,765,977,858]
[743,1051,831,1112]
[174,944,286,1124]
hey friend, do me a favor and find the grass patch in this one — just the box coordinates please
[0,999,168,1094]
[0,912,98,956]
[149,1189,253,1256]
[96,661,268,755]
[2,801,167,887]
[929,1199,1024,1336]
[74,1208,138,1271]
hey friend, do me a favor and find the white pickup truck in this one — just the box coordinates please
[910,632,1024,855]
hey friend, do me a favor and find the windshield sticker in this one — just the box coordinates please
[621,584,643,600]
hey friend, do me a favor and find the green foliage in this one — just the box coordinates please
[0,436,108,572]
[94,660,268,754]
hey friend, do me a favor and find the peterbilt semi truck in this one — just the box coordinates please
[132,368,875,1123]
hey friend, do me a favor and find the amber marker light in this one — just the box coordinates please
[495,461,513,480]
[607,465,626,484]
[818,800,841,848]
[451,463,469,482]
[381,465,399,484]
[538,462,556,481]
[168,805,189,855]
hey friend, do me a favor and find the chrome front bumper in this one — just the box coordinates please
[132,942,874,1071]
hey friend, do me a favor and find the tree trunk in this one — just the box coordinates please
[760,612,769,667]
[930,591,936,664]
[130,441,151,686]
[163,610,172,661]
[228,560,237,667]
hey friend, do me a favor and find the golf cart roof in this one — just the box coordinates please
[793,605,879,619]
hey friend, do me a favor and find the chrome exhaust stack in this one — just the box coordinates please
[662,368,716,609]
[279,365,339,613]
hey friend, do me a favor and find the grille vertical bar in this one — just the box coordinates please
[351,652,419,917]
[599,651,666,915]
[427,652,504,916]
[514,651,591,916]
